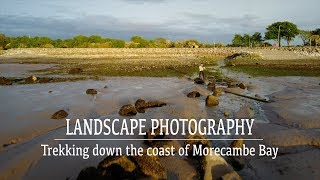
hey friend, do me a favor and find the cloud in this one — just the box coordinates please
[182,12,266,34]
[0,14,234,43]
[0,10,274,44]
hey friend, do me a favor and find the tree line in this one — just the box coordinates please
[1,21,319,49]
[231,21,320,47]
[0,34,224,50]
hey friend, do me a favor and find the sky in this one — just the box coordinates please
[1,0,319,44]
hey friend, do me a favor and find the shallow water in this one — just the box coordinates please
[0,64,56,77]
[1,62,319,179]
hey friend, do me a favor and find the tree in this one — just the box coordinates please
[265,21,299,47]
[0,34,8,49]
[183,39,200,48]
[310,35,320,47]
[251,32,263,47]
[299,30,312,46]
[243,34,251,47]
[313,28,320,35]
[130,36,150,48]
[231,32,263,47]
[310,29,320,46]
[231,34,244,47]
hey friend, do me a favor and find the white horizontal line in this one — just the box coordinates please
[54,138,263,141]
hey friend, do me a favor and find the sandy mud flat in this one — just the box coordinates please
[0,49,319,179]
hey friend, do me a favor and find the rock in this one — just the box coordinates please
[213,88,223,96]
[224,111,230,117]
[86,89,98,95]
[207,82,216,91]
[25,75,37,83]
[205,95,219,107]
[152,140,181,151]
[201,154,240,180]
[119,105,137,116]
[135,99,147,113]
[133,155,167,179]
[51,110,68,119]
[134,99,166,113]
[187,91,200,98]
[69,68,83,74]
[230,139,244,149]
[238,82,246,89]
[104,85,108,88]
[48,91,53,93]
[228,139,246,171]
[76,167,99,180]
[194,77,204,84]
[218,171,241,180]
[144,127,166,145]
[12,78,23,83]
[145,101,166,108]
[3,138,21,147]
[227,81,237,88]
[185,134,211,156]
[98,156,136,179]
[39,77,52,83]
[0,77,13,85]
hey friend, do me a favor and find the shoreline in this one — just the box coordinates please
[0,49,319,179]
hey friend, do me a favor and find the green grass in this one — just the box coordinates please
[225,65,320,77]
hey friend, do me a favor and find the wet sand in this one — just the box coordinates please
[0,64,56,77]
[222,69,320,179]
[0,63,319,179]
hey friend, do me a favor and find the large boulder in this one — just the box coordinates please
[194,77,204,84]
[133,155,167,179]
[0,77,13,85]
[51,110,68,119]
[25,75,37,83]
[69,68,83,74]
[119,105,137,116]
[185,134,211,156]
[86,89,98,95]
[187,91,200,98]
[98,156,137,179]
[205,95,219,107]
[228,139,246,171]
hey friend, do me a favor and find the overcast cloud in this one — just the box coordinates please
[1,0,319,44]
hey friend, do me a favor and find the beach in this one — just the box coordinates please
[0,48,319,179]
